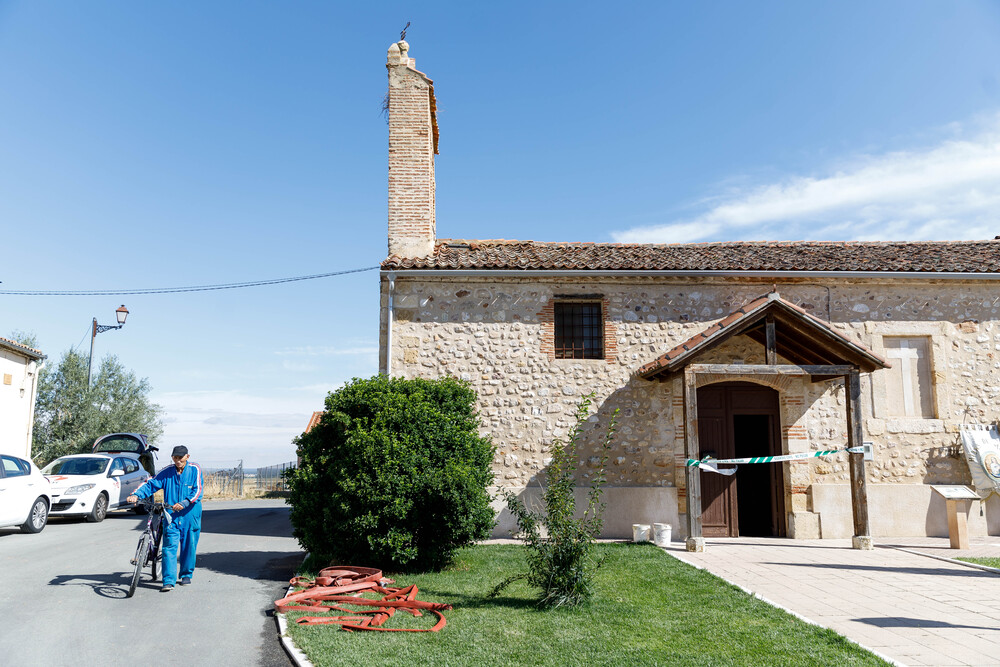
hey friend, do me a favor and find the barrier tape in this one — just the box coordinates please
[687,446,865,475]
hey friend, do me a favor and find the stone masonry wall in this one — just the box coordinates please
[379,276,1000,529]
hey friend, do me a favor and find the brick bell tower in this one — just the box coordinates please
[386,39,438,259]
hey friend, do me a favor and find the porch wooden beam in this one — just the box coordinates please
[686,363,854,376]
[683,367,704,552]
[846,369,873,550]
[765,316,777,365]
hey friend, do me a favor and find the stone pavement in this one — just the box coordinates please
[665,537,1000,667]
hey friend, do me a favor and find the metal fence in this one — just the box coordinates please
[202,459,295,497]
[254,460,296,492]
[204,461,244,496]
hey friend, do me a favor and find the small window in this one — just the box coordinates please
[883,337,935,418]
[554,302,603,359]
[124,459,139,474]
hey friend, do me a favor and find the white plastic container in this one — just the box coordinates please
[632,523,651,542]
[653,523,672,546]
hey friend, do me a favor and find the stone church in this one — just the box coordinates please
[377,40,1000,548]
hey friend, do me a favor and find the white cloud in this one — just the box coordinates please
[151,389,325,468]
[613,114,1000,243]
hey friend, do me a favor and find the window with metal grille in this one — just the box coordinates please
[554,302,603,359]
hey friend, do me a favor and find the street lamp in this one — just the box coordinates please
[88,305,129,387]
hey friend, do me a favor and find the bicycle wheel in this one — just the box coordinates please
[128,533,150,598]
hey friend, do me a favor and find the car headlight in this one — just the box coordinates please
[65,484,96,495]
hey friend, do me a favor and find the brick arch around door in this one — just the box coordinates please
[698,382,786,538]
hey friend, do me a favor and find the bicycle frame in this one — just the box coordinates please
[127,498,172,597]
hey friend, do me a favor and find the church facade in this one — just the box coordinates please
[378,41,1000,546]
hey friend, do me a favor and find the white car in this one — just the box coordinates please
[0,454,51,533]
[41,453,150,522]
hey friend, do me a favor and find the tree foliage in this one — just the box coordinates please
[492,394,618,607]
[287,375,496,572]
[32,349,164,466]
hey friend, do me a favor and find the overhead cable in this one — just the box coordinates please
[0,265,380,296]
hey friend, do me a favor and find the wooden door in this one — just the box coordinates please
[697,383,785,538]
[697,386,737,537]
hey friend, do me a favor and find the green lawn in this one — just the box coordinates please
[284,543,887,666]
[957,556,1000,569]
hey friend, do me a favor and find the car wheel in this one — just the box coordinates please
[21,497,48,533]
[87,493,109,523]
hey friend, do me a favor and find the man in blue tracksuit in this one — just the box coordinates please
[128,445,204,592]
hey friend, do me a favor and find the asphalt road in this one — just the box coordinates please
[0,498,303,666]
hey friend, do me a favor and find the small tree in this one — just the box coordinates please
[492,394,618,607]
[286,375,495,571]
[32,349,164,465]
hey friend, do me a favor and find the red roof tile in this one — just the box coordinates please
[382,239,1000,273]
[0,336,45,360]
[305,411,323,434]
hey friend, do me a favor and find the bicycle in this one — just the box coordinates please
[127,498,171,598]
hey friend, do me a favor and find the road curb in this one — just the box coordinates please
[276,581,314,667]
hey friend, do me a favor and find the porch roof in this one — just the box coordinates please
[637,292,889,379]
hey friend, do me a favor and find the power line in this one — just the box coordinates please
[0,265,380,296]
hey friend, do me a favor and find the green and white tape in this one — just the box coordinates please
[687,446,864,476]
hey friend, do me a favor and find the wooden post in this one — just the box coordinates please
[765,316,777,366]
[684,367,704,552]
[846,369,872,550]
[946,499,971,549]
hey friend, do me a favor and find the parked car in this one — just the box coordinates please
[41,453,150,522]
[91,432,158,476]
[0,454,50,533]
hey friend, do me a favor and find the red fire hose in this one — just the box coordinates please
[275,565,452,632]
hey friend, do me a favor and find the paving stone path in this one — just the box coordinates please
[667,536,1000,667]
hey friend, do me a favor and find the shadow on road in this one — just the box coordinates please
[48,571,158,599]
[196,550,304,581]
[856,616,999,631]
[763,561,1000,578]
[200,507,293,538]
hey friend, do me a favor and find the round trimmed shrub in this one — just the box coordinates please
[287,375,495,571]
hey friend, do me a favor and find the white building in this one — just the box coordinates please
[0,337,45,459]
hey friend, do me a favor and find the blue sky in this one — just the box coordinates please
[2,2,999,467]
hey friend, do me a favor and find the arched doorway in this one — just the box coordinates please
[697,382,786,538]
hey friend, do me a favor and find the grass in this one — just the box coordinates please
[284,543,888,667]
[957,556,1000,569]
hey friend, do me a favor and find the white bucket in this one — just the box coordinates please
[653,523,672,546]
[632,523,651,543]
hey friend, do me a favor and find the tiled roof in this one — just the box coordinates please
[0,336,45,360]
[382,239,1000,273]
[637,292,888,378]
[305,411,323,434]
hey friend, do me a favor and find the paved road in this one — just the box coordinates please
[669,537,1000,667]
[0,498,303,666]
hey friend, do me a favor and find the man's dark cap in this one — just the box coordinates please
[171,445,189,457]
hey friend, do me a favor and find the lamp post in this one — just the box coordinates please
[88,305,129,387]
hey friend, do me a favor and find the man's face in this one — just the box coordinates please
[172,454,189,471]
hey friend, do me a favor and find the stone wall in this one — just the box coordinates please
[379,275,1000,537]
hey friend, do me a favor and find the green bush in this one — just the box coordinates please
[492,394,618,607]
[286,375,495,571]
